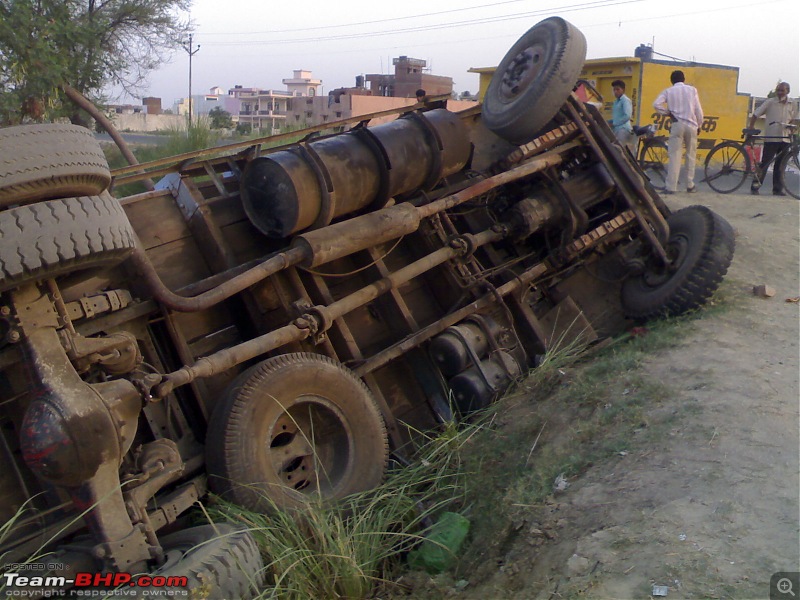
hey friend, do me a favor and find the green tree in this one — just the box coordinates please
[0,0,191,125]
[208,106,233,129]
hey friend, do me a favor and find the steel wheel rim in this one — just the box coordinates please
[498,43,547,104]
[266,395,353,496]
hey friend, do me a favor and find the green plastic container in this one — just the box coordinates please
[407,511,470,574]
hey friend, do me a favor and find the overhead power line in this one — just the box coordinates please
[199,0,538,35]
[198,0,647,46]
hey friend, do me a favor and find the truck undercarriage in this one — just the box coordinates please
[0,17,734,597]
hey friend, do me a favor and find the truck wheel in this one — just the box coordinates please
[134,524,264,600]
[482,17,587,145]
[0,193,136,293]
[0,124,111,208]
[621,206,735,319]
[206,353,389,512]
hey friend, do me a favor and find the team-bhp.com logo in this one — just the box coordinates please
[2,571,189,597]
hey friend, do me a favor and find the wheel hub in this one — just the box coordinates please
[266,397,351,495]
[642,235,689,287]
[499,44,545,101]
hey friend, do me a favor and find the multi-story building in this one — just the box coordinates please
[226,86,295,133]
[365,56,453,98]
[282,70,323,97]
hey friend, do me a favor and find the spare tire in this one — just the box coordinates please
[482,17,587,145]
[0,192,135,293]
[0,123,111,208]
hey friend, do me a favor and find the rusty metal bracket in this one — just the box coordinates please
[60,330,142,375]
[296,143,337,230]
[156,172,200,221]
[66,289,133,322]
[14,291,61,333]
[351,124,393,212]
[402,110,445,190]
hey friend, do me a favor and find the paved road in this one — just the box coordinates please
[94,132,169,146]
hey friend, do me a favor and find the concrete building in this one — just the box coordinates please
[365,56,453,98]
[225,86,296,133]
[282,70,323,97]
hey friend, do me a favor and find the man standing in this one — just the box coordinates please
[653,70,704,194]
[748,82,796,195]
[610,79,635,155]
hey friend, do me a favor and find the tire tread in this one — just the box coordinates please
[0,193,135,292]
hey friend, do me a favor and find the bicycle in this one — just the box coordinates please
[634,124,668,190]
[703,124,799,198]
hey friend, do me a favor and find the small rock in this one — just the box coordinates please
[652,584,669,596]
[553,473,569,492]
[567,553,590,576]
[753,284,776,298]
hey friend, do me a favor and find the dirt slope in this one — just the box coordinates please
[457,190,800,599]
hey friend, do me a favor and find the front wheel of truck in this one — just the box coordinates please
[0,193,136,293]
[131,524,264,599]
[206,353,389,512]
[621,205,735,320]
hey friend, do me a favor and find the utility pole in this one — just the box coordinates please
[181,34,200,128]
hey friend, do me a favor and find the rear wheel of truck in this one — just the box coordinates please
[132,524,264,599]
[482,16,587,146]
[206,353,389,512]
[0,193,136,293]
[621,205,735,319]
[0,123,111,208]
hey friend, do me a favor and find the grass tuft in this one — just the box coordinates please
[206,420,483,599]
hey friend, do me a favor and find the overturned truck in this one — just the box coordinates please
[0,17,734,596]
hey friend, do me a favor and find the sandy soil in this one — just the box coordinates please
[454,189,800,599]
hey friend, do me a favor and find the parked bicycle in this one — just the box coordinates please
[703,124,799,198]
[635,124,668,190]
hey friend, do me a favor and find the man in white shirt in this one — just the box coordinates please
[653,70,704,194]
[748,82,797,195]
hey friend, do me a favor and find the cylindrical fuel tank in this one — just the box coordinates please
[240,109,472,238]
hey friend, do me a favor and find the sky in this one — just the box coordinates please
[111,0,800,106]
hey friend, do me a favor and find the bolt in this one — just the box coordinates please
[0,306,10,316]
[7,330,20,343]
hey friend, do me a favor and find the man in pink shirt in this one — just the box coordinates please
[653,70,704,194]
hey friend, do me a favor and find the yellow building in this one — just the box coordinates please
[470,48,752,156]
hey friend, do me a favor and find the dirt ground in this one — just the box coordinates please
[449,189,799,599]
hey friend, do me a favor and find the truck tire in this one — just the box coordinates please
[482,17,587,145]
[0,193,135,293]
[207,353,389,512]
[133,524,264,600]
[0,123,111,208]
[621,205,735,319]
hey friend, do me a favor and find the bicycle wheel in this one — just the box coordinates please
[778,147,799,199]
[638,138,668,190]
[704,141,750,193]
